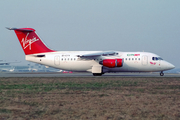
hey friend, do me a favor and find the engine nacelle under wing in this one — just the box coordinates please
[99,59,123,68]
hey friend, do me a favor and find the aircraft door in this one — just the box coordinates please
[54,56,60,66]
[142,55,148,65]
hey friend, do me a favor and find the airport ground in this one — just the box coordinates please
[0,74,180,119]
[0,72,180,77]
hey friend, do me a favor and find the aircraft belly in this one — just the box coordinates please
[59,60,95,71]
[106,62,153,72]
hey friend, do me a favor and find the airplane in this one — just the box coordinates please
[7,27,175,76]
[0,60,10,65]
[0,66,15,72]
[0,60,20,65]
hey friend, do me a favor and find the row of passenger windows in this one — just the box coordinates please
[125,58,140,61]
[61,58,141,61]
[61,57,162,61]
[61,58,103,61]
[61,58,77,61]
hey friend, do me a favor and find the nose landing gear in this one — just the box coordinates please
[160,71,164,76]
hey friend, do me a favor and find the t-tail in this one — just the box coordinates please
[7,28,55,55]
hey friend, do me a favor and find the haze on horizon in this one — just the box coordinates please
[0,0,179,68]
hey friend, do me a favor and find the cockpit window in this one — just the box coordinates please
[152,57,163,61]
[158,57,163,60]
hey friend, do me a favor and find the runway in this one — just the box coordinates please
[0,72,179,77]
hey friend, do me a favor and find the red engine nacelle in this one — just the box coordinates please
[99,59,123,68]
[116,59,123,67]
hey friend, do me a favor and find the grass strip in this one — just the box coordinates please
[0,81,138,92]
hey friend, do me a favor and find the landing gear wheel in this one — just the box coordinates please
[93,73,102,76]
[160,72,164,76]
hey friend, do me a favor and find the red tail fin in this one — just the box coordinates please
[7,28,55,55]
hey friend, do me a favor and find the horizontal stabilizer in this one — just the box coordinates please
[6,27,34,32]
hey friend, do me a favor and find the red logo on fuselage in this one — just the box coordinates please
[150,62,156,65]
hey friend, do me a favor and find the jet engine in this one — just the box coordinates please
[99,59,123,68]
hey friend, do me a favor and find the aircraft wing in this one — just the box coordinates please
[77,51,118,58]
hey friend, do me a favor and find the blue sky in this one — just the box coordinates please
[0,0,180,67]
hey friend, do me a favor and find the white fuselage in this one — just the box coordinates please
[25,51,174,73]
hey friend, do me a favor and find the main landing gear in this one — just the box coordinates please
[93,73,103,76]
[160,71,164,76]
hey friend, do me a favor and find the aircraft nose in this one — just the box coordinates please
[167,63,175,70]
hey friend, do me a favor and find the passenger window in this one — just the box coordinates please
[132,58,134,60]
[135,58,137,60]
[126,58,127,60]
[61,58,63,61]
[129,58,131,60]
[138,58,140,60]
